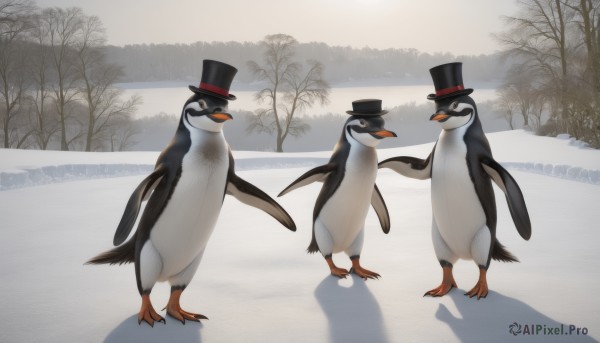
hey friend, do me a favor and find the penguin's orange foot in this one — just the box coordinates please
[329,266,350,278]
[138,307,165,327]
[138,296,165,327]
[465,281,488,299]
[465,268,488,299]
[350,266,380,280]
[424,281,457,297]
[165,303,208,324]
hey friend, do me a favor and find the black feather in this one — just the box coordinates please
[86,234,136,265]
[491,239,519,263]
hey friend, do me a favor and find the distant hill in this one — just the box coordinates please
[105,41,509,85]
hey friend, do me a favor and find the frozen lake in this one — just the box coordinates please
[119,82,499,118]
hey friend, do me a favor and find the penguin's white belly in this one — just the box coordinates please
[431,130,486,260]
[150,147,228,281]
[319,148,377,253]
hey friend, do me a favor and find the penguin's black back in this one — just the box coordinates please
[462,101,517,264]
[86,116,192,268]
[464,110,496,231]
[313,128,351,222]
[133,118,191,253]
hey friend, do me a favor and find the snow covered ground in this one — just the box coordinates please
[0,130,599,342]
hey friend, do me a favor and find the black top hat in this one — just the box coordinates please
[189,60,237,100]
[427,62,473,101]
[346,99,388,116]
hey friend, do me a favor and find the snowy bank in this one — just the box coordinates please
[0,155,328,191]
[1,130,598,190]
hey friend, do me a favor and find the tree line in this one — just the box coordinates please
[0,0,139,151]
[3,0,598,152]
[496,0,600,147]
[1,0,508,153]
[105,42,506,85]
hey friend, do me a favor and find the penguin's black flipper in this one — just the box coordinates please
[277,163,337,197]
[226,174,296,231]
[481,158,531,240]
[113,165,167,246]
[371,184,390,234]
[378,149,435,180]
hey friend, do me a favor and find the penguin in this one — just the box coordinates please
[379,62,531,299]
[278,99,396,279]
[87,60,296,326]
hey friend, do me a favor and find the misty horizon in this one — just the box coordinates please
[35,0,518,56]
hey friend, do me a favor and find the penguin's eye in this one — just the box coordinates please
[450,101,459,110]
[358,119,367,128]
[198,99,208,110]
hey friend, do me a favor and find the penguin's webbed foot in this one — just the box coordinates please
[464,268,488,300]
[349,258,381,280]
[165,304,208,324]
[325,256,349,278]
[329,266,350,279]
[424,265,456,297]
[465,281,488,299]
[349,266,381,280]
[164,287,208,324]
[423,281,456,297]
[138,295,165,327]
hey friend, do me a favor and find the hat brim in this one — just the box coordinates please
[427,88,473,101]
[346,110,389,116]
[189,85,237,101]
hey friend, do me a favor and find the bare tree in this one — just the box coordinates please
[566,0,600,92]
[0,0,33,29]
[498,0,575,132]
[75,14,140,151]
[108,115,138,152]
[0,0,35,148]
[497,0,600,147]
[496,88,517,129]
[567,0,600,145]
[247,34,329,152]
[499,65,548,129]
[43,6,84,150]
[28,9,58,149]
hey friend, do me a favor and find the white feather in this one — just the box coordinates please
[431,113,487,260]
[149,124,229,282]
[317,132,378,254]
[470,226,492,266]
[139,241,162,289]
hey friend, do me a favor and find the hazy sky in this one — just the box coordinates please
[35,0,519,55]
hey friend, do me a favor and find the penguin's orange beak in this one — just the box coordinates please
[372,130,397,138]
[430,113,449,121]
[209,113,233,122]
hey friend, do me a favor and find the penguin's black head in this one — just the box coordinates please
[182,93,233,132]
[345,115,397,147]
[430,95,477,130]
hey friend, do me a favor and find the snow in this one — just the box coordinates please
[0,149,328,191]
[2,130,598,191]
[0,130,599,342]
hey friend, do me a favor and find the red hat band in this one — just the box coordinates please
[199,82,229,98]
[435,85,465,97]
